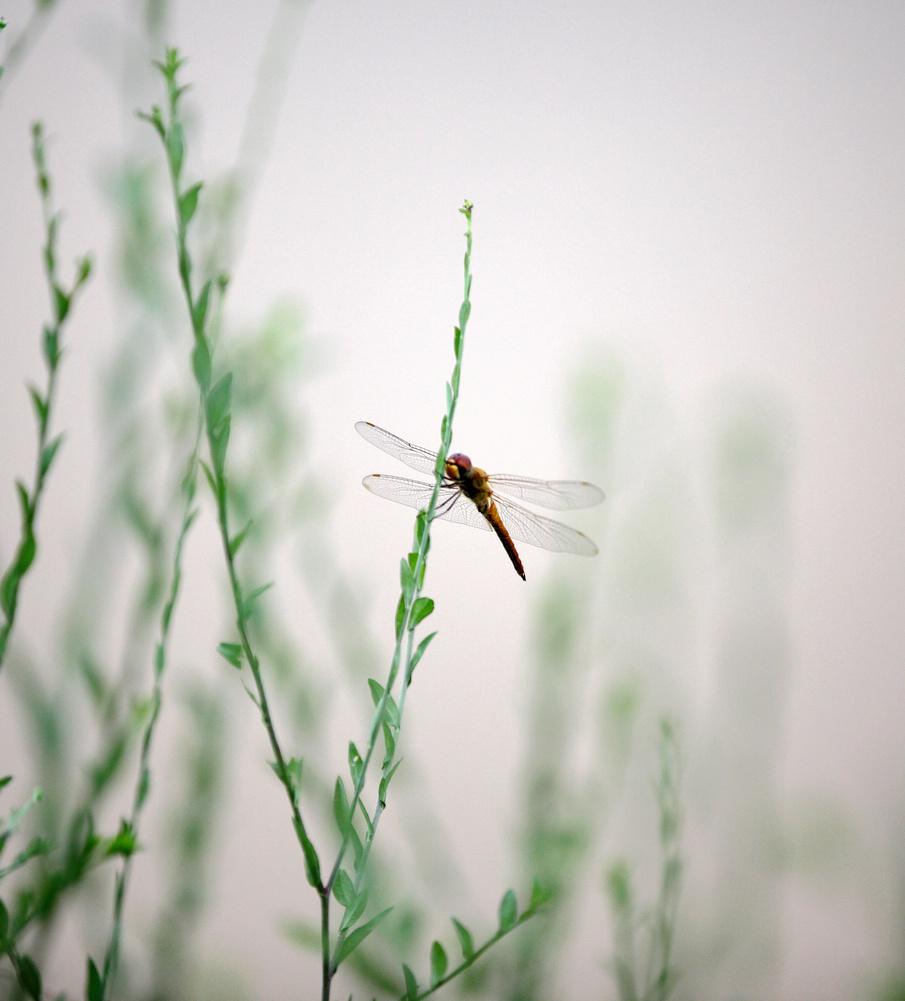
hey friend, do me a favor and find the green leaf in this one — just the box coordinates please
[356,795,373,836]
[191,338,212,392]
[40,433,64,477]
[1,785,42,836]
[429,940,448,987]
[348,742,363,786]
[446,380,453,412]
[27,386,48,426]
[408,630,437,676]
[216,642,244,668]
[168,120,185,178]
[0,835,52,881]
[498,888,518,931]
[367,679,399,728]
[15,480,30,520]
[409,597,434,629]
[1,532,36,615]
[399,557,415,602]
[136,105,165,140]
[17,953,41,1000]
[333,777,351,836]
[348,822,363,869]
[378,758,402,806]
[0,899,8,939]
[41,325,59,368]
[209,415,231,475]
[380,722,396,770]
[285,756,304,805]
[339,888,368,934]
[86,957,103,1001]
[334,906,393,967]
[394,593,406,639]
[528,879,553,911]
[54,285,70,325]
[414,510,428,547]
[179,181,203,227]
[452,917,474,960]
[458,300,471,331]
[333,868,354,906]
[301,831,321,888]
[401,964,418,1000]
[107,820,138,857]
[606,860,631,912]
[206,372,232,432]
[136,764,150,809]
[75,254,92,287]
[241,581,273,619]
[229,519,253,557]
[193,279,212,334]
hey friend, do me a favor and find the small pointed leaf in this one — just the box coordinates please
[333,777,351,835]
[334,907,393,967]
[179,181,203,227]
[217,642,244,668]
[499,888,518,931]
[348,742,363,786]
[40,433,64,477]
[86,957,103,1001]
[17,953,41,1000]
[339,889,368,934]
[429,940,448,987]
[409,597,434,629]
[452,917,475,960]
[242,581,273,619]
[401,964,418,1000]
[408,630,437,676]
[191,338,211,391]
[333,868,354,906]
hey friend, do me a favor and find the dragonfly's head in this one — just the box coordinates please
[446,453,473,482]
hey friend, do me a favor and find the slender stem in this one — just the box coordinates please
[326,203,474,984]
[100,420,202,1000]
[0,122,90,669]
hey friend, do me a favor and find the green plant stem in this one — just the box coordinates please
[143,43,320,886]
[98,421,202,1000]
[0,121,91,669]
[324,202,474,994]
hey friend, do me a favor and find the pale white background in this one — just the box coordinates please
[1,1,904,999]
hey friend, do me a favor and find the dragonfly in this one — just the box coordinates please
[355,421,604,580]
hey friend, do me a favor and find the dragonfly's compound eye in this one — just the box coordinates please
[447,453,473,477]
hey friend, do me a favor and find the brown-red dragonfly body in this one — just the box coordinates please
[356,421,604,580]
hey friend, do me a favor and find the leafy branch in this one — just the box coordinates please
[606,718,683,1001]
[137,30,323,933]
[0,121,92,669]
[318,203,474,999]
[399,882,552,1000]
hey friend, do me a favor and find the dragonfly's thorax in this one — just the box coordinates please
[446,453,493,510]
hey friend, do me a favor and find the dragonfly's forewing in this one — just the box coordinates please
[362,475,597,554]
[355,422,439,476]
[487,474,604,510]
[362,475,492,532]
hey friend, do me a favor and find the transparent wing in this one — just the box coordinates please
[361,475,493,532]
[492,495,599,555]
[355,421,439,476]
[486,473,604,510]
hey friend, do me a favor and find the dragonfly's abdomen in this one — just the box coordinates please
[485,499,526,581]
